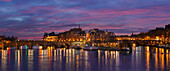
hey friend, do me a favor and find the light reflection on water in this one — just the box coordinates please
[0,46,170,71]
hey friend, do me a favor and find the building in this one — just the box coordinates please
[42,27,115,42]
[58,28,86,42]
[137,24,170,43]
[42,25,86,42]
[165,24,170,29]
[0,35,18,48]
[165,24,170,42]
[0,35,17,41]
[42,32,58,41]
[88,29,115,42]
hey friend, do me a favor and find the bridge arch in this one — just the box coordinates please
[2,41,85,50]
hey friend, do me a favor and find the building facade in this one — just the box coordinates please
[42,28,86,42]
[137,24,170,43]
[58,28,86,42]
[42,32,58,41]
[88,29,115,42]
[42,28,115,42]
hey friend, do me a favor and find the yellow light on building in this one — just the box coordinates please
[156,36,159,40]
[133,44,136,47]
[80,39,82,41]
[145,36,150,40]
[88,39,91,41]
[39,46,43,50]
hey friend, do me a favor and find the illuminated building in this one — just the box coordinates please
[115,33,138,40]
[0,35,17,49]
[42,32,58,41]
[42,24,169,45]
[57,27,86,42]
[42,25,86,42]
[137,24,170,43]
[42,27,115,43]
[115,35,129,40]
[88,29,115,42]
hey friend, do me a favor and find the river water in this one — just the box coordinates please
[0,46,170,71]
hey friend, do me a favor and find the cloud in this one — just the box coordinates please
[0,0,12,2]
[0,0,170,40]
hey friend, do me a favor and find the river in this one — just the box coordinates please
[0,46,170,71]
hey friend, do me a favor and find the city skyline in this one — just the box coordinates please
[0,0,170,40]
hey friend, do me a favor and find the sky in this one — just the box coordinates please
[0,0,170,40]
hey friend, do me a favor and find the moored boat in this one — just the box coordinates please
[83,46,98,50]
[157,43,170,49]
[165,43,170,48]
[120,48,130,51]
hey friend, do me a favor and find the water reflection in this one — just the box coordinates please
[28,50,33,71]
[0,46,170,71]
[1,50,7,71]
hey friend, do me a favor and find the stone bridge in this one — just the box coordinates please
[93,40,163,51]
[1,40,85,50]
[0,40,163,50]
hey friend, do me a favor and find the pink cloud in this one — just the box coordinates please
[0,28,8,31]
[43,29,68,33]
[7,4,170,40]
[37,28,42,30]
[17,31,25,34]
[115,32,140,36]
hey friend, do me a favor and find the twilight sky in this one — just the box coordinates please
[0,0,170,40]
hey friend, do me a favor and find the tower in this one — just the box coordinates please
[131,32,133,36]
[79,24,80,28]
[165,24,170,29]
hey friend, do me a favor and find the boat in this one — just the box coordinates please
[158,44,166,48]
[157,43,170,49]
[83,46,98,50]
[120,48,130,51]
[165,43,170,48]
